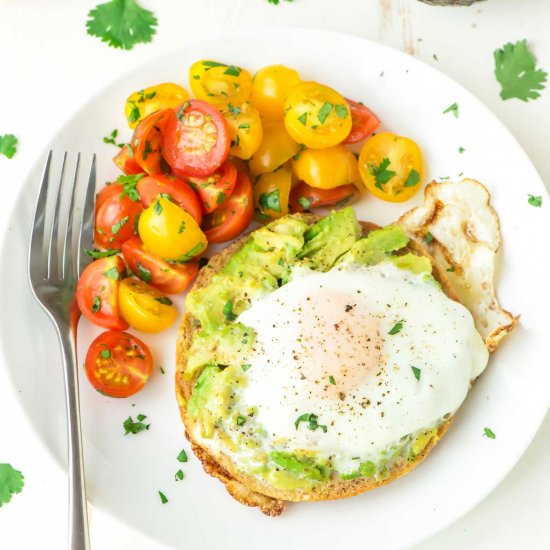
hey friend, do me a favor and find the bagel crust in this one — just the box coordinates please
[175,218,462,515]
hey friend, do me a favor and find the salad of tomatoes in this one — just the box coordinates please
[77,58,425,398]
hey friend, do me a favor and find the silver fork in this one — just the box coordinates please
[28,151,96,550]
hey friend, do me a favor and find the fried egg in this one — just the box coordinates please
[236,261,488,473]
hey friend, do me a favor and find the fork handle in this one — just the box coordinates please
[55,325,91,550]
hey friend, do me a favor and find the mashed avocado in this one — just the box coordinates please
[185,208,442,485]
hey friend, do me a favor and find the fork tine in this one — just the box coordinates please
[29,151,53,281]
[62,153,80,281]
[47,152,68,279]
[77,154,97,278]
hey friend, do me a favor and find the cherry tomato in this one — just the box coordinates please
[138,197,208,261]
[289,182,358,213]
[122,236,198,294]
[125,83,189,129]
[131,108,172,176]
[94,184,143,249]
[163,100,231,178]
[189,60,252,108]
[250,64,301,120]
[118,279,178,333]
[358,132,424,203]
[254,163,292,220]
[187,161,237,214]
[222,102,263,160]
[84,331,153,398]
[292,145,360,189]
[76,256,128,331]
[137,174,202,225]
[284,82,352,149]
[343,99,381,144]
[203,172,254,243]
[113,144,143,176]
[248,121,301,176]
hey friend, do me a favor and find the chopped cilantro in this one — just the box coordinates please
[118,173,145,202]
[0,134,17,159]
[0,464,24,506]
[223,301,237,321]
[241,364,252,372]
[297,112,308,125]
[443,102,459,118]
[178,220,186,234]
[158,490,168,504]
[483,427,496,439]
[175,470,184,481]
[458,146,465,154]
[258,189,281,212]
[266,0,294,4]
[238,123,250,130]
[202,61,227,69]
[425,232,434,244]
[85,248,120,259]
[91,296,101,313]
[127,104,140,123]
[334,104,349,118]
[123,415,150,435]
[142,140,153,160]
[236,416,246,426]
[403,168,420,188]
[103,267,120,280]
[494,39,547,101]
[528,194,542,207]
[317,102,333,124]
[216,192,226,205]
[111,216,129,235]
[177,449,188,463]
[295,413,327,433]
[447,266,456,273]
[103,128,124,148]
[153,200,163,215]
[100,349,111,359]
[411,366,421,381]
[86,0,158,50]
[388,320,404,335]
[135,262,151,283]
[154,296,173,305]
[224,65,241,77]
[137,414,147,422]
[297,196,312,210]
[329,375,336,385]
[368,157,396,190]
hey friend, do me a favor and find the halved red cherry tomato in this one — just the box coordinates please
[343,99,381,144]
[289,182,358,213]
[76,256,128,331]
[163,100,230,178]
[137,174,202,225]
[132,108,172,176]
[113,144,143,175]
[84,331,153,398]
[187,161,237,214]
[121,236,198,294]
[203,172,253,243]
[94,184,143,248]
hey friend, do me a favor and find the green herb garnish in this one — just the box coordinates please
[0,134,18,159]
[136,261,151,283]
[411,366,421,381]
[403,168,420,188]
[528,194,542,207]
[91,296,101,313]
[258,189,281,212]
[154,296,173,305]
[295,413,327,433]
[425,231,434,244]
[158,490,168,504]
[177,449,188,463]
[443,102,459,118]
[0,464,24,506]
[103,128,124,148]
[85,248,120,259]
[118,173,145,202]
[123,415,150,435]
[368,157,396,190]
[483,427,496,439]
[103,267,120,280]
[223,301,237,321]
[111,216,129,235]
[329,375,336,385]
[388,320,404,335]
[317,102,333,124]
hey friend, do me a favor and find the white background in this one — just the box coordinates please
[1,0,549,548]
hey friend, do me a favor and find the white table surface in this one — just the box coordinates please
[1,1,549,548]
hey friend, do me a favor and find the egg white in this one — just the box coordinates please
[236,262,488,473]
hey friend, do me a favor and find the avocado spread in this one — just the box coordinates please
[184,208,439,488]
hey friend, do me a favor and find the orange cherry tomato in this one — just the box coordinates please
[76,256,128,331]
[203,172,254,243]
[84,331,153,398]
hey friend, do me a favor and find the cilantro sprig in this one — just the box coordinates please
[103,129,124,148]
[0,134,17,159]
[368,158,396,190]
[494,39,547,101]
[0,464,24,507]
[86,0,158,51]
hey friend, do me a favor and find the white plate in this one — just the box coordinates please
[2,28,550,550]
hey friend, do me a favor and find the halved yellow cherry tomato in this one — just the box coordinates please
[358,132,424,203]
[118,279,178,333]
[125,83,189,129]
[292,145,361,190]
[248,121,302,175]
[284,82,352,149]
[250,64,300,120]
[189,60,252,108]
[138,197,207,261]
[254,162,292,219]
[222,102,263,159]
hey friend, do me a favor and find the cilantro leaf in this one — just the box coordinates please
[411,366,421,381]
[123,415,150,435]
[403,169,420,188]
[223,301,237,321]
[103,129,124,148]
[528,194,542,207]
[295,413,327,433]
[388,320,404,335]
[84,248,120,259]
[368,157,396,190]
[259,189,281,212]
[483,427,496,439]
[158,490,168,504]
[0,134,18,159]
[117,173,144,202]
[443,102,459,118]
[86,0,158,51]
[494,39,547,101]
[0,464,24,507]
